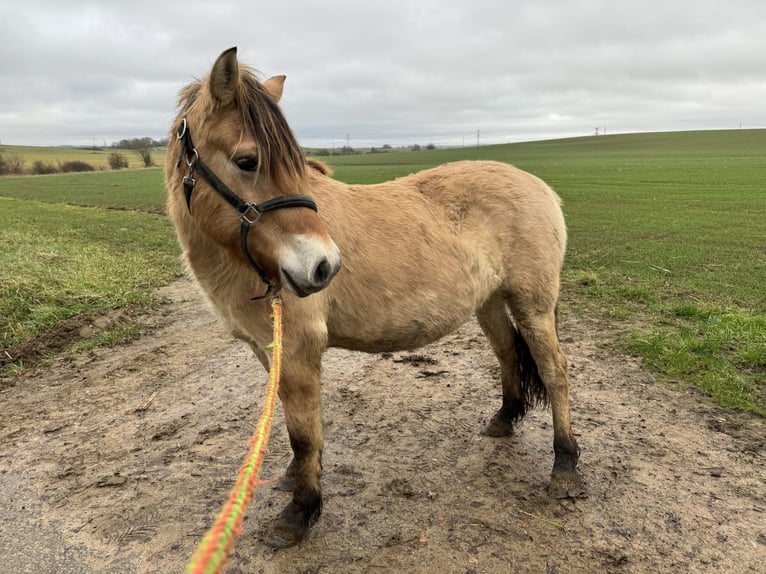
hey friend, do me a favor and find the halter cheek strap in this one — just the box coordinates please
[176,117,318,299]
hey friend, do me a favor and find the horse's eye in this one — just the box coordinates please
[235,156,259,172]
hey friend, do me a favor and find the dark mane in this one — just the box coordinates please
[176,67,305,189]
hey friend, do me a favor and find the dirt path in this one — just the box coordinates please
[1,278,764,573]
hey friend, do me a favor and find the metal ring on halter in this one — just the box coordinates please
[176,117,188,140]
[185,147,199,167]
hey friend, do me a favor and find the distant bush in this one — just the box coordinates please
[60,160,95,173]
[31,160,58,175]
[137,146,153,167]
[108,152,129,170]
[0,153,26,175]
[8,155,25,174]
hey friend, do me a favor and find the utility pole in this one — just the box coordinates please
[476,130,480,147]
[346,134,350,148]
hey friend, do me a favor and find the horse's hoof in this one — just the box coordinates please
[263,507,311,549]
[548,467,587,499]
[263,496,321,549]
[263,526,304,549]
[482,413,515,437]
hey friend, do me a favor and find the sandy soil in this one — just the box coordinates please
[1,278,764,573]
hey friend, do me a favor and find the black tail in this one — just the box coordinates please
[515,329,549,415]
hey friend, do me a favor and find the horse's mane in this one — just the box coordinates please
[177,66,305,189]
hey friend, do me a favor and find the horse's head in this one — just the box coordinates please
[165,47,341,297]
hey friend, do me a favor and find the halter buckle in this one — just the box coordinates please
[240,203,262,225]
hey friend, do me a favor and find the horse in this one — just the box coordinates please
[165,47,586,548]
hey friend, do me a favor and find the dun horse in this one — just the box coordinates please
[165,47,586,548]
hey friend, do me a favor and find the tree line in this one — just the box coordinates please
[111,137,168,150]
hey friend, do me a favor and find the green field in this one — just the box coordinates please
[0,196,181,371]
[1,130,764,415]
[0,168,167,212]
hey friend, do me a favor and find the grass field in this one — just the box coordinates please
[0,168,167,212]
[0,196,181,367]
[1,130,764,415]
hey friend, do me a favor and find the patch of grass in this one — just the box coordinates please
[629,306,766,414]
[572,270,599,287]
[1,362,24,379]
[69,324,144,354]
[0,197,182,354]
[0,168,167,213]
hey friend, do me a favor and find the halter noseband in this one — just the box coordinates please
[176,117,318,299]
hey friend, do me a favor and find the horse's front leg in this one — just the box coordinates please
[264,349,323,548]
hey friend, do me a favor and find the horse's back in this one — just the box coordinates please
[409,160,566,263]
[411,160,562,218]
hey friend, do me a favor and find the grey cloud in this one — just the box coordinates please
[1,0,764,147]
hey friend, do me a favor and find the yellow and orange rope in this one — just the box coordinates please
[185,295,283,574]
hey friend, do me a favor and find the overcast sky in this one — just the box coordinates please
[1,0,765,148]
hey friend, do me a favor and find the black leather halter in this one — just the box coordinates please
[176,117,317,299]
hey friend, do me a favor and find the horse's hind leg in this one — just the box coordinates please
[476,292,527,437]
[511,303,586,498]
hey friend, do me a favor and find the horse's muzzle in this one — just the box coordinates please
[279,237,342,297]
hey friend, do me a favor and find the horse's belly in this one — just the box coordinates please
[326,281,485,353]
[328,313,471,353]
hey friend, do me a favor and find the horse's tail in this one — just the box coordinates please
[514,327,550,414]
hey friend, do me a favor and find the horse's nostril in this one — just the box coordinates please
[313,258,331,286]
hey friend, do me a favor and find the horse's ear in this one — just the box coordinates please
[263,75,286,103]
[209,47,239,107]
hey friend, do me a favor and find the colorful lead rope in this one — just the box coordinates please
[185,295,283,574]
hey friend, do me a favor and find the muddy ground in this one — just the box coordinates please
[1,278,764,573]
